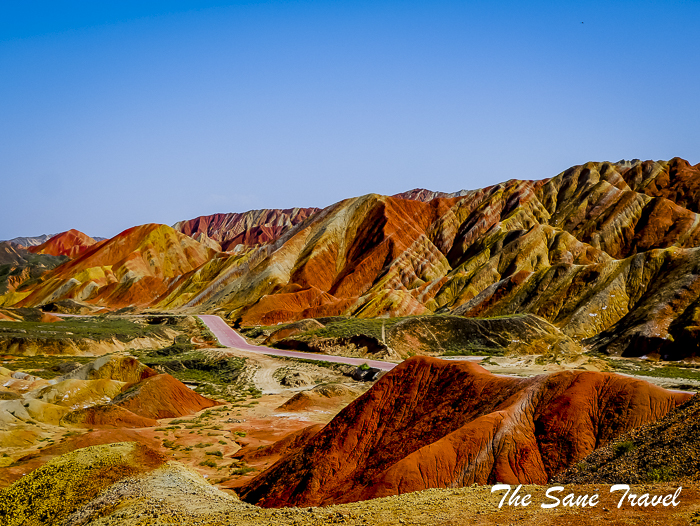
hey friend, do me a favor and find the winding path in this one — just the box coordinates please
[197,315,398,371]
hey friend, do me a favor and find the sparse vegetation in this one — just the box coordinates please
[251,314,541,358]
[612,440,637,457]
[272,317,404,342]
[132,347,248,402]
[442,347,506,357]
[585,351,700,382]
[0,354,94,379]
[155,426,181,432]
[185,423,206,429]
[0,316,165,342]
[150,335,194,356]
[194,317,224,347]
[162,439,179,450]
[230,466,256,476]
[646,466,675,482]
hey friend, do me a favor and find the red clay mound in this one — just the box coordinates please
[277,384,360,412]
[60,404,158,428]
[239,356,690,507]
[112,373,219,419]
[28,229,100,258]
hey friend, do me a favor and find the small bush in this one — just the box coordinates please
[199,459,217,468]
[646,466,675,483]
[613,441,636,457]
[230,466,256,476]
[206,450,223,458]
[195,442,213,448]
[162,439,179,450]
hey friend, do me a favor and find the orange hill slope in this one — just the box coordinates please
[6,224,214,308]
[158,193,463,321]
[28,229,101,258]
[239,356,690,507]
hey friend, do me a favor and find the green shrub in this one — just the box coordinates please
[613,441,637,457]
[162,439,179,450]
[646,466,675,482]
[230,466,256,476]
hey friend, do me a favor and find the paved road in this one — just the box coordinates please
[197,314,398,371]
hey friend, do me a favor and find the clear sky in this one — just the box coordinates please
[1,1,698,240]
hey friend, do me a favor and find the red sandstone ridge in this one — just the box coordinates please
[239,356,690,507]
[173,207,319,251]
[159,193,463,321]
[28,229,101,258]
[621,157,700,213]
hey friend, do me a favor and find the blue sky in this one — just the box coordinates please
[1,1,698,240]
